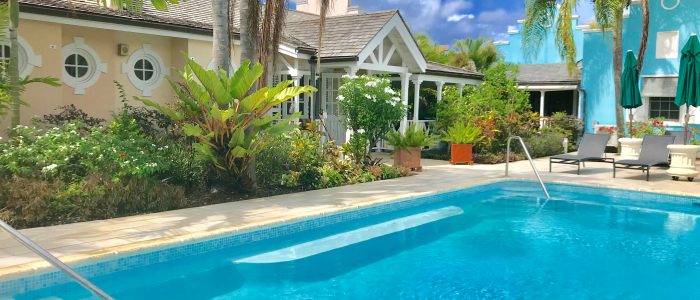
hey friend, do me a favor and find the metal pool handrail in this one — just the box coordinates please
[0,219,113,300]
[505,136,551,200]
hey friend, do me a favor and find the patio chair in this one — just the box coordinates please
[549,133,613,175]
[613,135,676,181]
[665,130,691,145]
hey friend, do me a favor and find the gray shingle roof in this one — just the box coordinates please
[426,62,482,79]
[516,64,581,85]
[284,10,397,58]
[20,0,213,31]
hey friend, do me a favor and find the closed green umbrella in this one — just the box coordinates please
[675,34,700,143]
[620,50,643,129]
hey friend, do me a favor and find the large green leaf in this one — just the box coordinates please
[269,85,317,106]
[187,59,231,106]
[182,123,203,137]
[229,61,264,99]
[137,96,184,121]
[228,128,246,148]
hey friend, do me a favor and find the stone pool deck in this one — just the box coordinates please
[1,154,699,279]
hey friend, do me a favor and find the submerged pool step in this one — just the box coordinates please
[234,206,464,264]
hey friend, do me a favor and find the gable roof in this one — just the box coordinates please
[516,64,580,85]
[284,10,397,59]
[426,62,482,79]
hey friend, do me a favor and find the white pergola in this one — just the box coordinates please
[270,13,482,143]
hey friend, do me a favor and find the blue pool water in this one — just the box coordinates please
[4,181,700,299]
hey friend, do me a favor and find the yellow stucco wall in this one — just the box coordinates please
[2,18,242,134]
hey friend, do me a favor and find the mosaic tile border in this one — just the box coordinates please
[2,179,699,296]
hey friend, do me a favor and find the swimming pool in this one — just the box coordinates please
[3,180,700,299]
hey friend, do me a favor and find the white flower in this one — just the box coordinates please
[42,164,58,173]
[365,81,378,87]
[337,95,345,101]
[384,87,396,95]
[357,129,365,134]
[364,94,372,99]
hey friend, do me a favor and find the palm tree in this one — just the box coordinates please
[522,0,647,139]
[6,0,20,129]
[449,37,500,72]
[414,34,450,64]
[212,0,231,73]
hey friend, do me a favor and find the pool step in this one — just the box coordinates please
[234,206,464,264]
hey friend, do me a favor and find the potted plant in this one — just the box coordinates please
[442,122,482,165]
[619,118,665,160]
[386,124,437,171]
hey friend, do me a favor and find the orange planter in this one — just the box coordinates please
[394,147,423,172]
[450,143,473,165]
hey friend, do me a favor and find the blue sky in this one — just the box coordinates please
[350,0,596,46]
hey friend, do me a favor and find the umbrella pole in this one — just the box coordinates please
[685,106,691,145]
[628,109,634,135]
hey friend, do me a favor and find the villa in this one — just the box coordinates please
[3,1,700,299]
[3,0,481,143]
[495,0,699,133]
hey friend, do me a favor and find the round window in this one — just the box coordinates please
[134,58,155,82]
[64,53,90,79]
[122,44,167,96]
[61,37,107,95]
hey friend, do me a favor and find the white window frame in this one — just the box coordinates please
[122,44,168,96]
[62,37,107,95]
[0,36,42,78]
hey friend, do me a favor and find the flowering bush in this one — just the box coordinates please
[629,118,666,138]
[338,75,406,160]
[0,119,205,186]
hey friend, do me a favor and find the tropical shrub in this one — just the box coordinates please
[342,131,369,164]
[42,104,105,127]
[139,59,315,185]
[546,112,583,150]
[442,122,483,144]
[527,130,567,158]
[435,86,470,132]
[385,124,438,150]
[338,75,406,157]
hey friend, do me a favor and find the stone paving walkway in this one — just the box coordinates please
[1,154,699,279]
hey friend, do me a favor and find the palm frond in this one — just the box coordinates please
[95,0,179,12]
[0,3,8,42]
[522,0,557,61]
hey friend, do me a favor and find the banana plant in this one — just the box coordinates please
[139,58,316,177]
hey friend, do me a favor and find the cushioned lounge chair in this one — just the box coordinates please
[665,130,691,145]
[613,134,676,181]
[549,133,612,175]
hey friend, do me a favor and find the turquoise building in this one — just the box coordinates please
[496,0,700,133]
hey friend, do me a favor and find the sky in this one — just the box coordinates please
[350,0,596,46]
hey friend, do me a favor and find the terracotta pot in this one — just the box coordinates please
[450,143,473,165]
[394,147,422,171]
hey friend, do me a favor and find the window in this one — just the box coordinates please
[656,31,679,59]
[0,37,41,78]
[64,53,90,79]
[0,45,9,63]
[134,58,155,81]
[122,44,167,96]
[297,0,308,4]
[649,97,680,120]
[62,37,107,94]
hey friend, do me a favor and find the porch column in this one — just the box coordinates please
[457,83,464,96]
[400,73,411,133]
[436,81,445,102]
[539,90,546,116]
[292,76,302,123]
[412,79,423,122]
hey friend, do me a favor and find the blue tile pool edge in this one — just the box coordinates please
[2,178,700,295]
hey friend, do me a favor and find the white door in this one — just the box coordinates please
[321,74,345,145]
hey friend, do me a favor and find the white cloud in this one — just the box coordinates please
[447,14,468,22]
[440,0,473,18]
